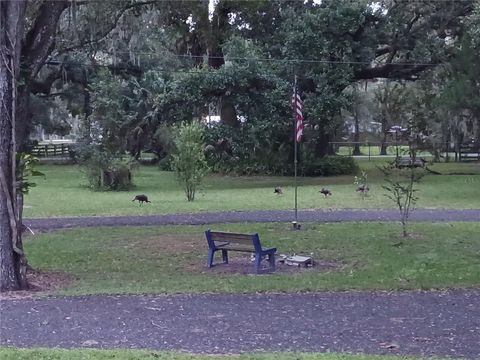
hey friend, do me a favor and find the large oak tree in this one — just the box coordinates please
[1,0,69,291]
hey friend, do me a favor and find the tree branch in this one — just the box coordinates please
[354,63,432,81]
[22,1,70,79]
[55,0,157,55]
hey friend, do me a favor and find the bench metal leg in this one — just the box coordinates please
[222,249,228,264]
[254,253,262,274]
[207,248,215,268]
[268,253,275,272]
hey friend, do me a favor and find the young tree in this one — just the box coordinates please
[380,124,426,237]
[172,122,209,202]
[354,170,369,199]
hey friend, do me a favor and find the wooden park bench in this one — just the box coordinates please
[205,230,277,273]
[397,156,426,168]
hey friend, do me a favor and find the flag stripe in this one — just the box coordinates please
[292,87,304,143]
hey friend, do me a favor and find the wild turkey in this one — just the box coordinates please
[132,194,151,204]
[356,184,370,193]
[319,188,332,197]
[274,187,283,195]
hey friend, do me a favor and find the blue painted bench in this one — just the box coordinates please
[205,230,276,274]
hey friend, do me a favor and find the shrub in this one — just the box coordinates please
[76,144,136,191]
[172,122,209,201]
[301,156,358,176]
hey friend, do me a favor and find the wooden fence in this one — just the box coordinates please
[329,141,480,161]
[329,141,420,160]
[29,143,73,157]
[459,144,480,161]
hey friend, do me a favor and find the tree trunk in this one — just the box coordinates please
[220,96,239,127]
[380,132,388,155]
[0,108,20,290]
[207,0,229,69]
[207,0,242,128]
[352,113,361,156]
[0,0,28,291]
[314,133,332,158]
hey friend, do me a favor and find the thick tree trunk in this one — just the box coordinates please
[207,0,228,69]
[0,0,28,291]
[352,113,361,156]
[220,96,239,128]
[207,0,241,127]
[0,88,19,290]
[314,133,333,158]
[380,132,388,155]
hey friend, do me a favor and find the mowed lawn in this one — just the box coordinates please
[25,222,480,295]
[23,160,480,218]
[0,348,458,360]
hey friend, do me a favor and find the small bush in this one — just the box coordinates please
[301,156,359,176]
[172,122,209,201]
[76,143,136,191]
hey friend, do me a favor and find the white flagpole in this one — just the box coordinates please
[294,75,299,228]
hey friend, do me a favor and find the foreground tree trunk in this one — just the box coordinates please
[0,84,21,290]
[0,0,27,291]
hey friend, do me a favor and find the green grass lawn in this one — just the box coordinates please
[23,160,480,218]
[0,348,453,360]
[25,222,480,296]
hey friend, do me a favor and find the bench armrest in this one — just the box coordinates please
[261,247,276,254]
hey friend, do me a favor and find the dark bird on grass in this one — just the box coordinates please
[356,184,370,193]
[319,188,332,197]
[274,187,283,195]
[132,194,151,204]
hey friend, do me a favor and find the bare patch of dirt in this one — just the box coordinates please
[129,235,345,275]
[0,270,75,300]
[186,253,343,275]
[114,233,346,276]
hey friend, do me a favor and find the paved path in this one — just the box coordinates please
[24,208,480,231]
[1,290,479,358]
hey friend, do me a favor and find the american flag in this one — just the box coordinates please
[292,87,304,143]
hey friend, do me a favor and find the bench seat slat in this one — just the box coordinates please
[210,233,255,245]
[218,246,255,252]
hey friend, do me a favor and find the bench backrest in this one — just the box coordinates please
[205,230,262,252]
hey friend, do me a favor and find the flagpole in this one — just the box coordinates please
[294,75,298,228]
